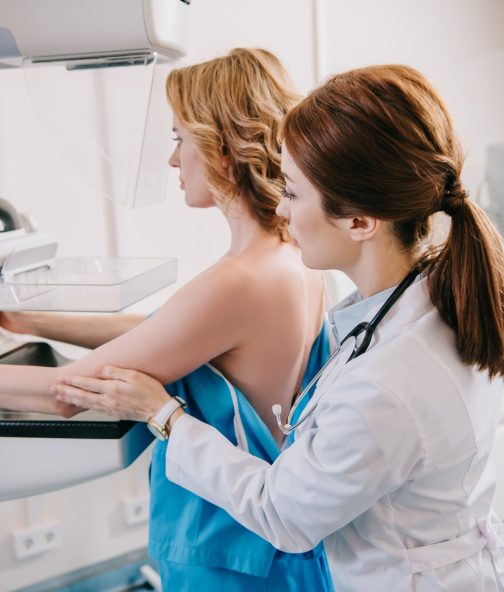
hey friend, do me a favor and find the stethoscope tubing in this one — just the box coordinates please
[273,268,420,436]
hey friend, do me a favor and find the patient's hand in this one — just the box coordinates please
[0,311,31,335]
[51,366,169,421]
[0,392,85,418]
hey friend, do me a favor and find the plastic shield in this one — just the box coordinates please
[22,52,178,208]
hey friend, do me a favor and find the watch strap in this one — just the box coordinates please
[152,395,186,425]
[147,396,186,441]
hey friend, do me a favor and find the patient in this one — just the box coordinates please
[0,49,333,591]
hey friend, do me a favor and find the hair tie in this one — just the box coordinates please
[444,171,457,194]
[441,179,467,216]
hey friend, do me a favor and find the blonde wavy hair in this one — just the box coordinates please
[166,48,300,240]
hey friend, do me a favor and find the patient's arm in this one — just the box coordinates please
[0,260,247,415]
[0,388,82,417]
[0,311,145,349]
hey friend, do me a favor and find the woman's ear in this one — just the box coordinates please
[221,154,237,183]
[348,216,381,242]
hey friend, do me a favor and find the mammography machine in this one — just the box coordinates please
[0,0,189,500]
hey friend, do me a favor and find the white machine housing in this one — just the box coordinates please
[0,0,188,67]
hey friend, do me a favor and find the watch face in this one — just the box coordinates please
[147,421,167,441]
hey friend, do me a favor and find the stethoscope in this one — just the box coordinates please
[272,267,420,435]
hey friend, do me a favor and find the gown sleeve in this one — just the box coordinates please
[166,374,423,553]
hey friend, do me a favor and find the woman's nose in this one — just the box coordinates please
[168,145,180,168]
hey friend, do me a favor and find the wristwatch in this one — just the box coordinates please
[147,396,187,441]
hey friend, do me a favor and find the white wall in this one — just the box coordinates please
[0,449,152,591]
[0,1,503,589]
[317,0,504,201]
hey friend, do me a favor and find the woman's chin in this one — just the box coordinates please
[300,252,325,271]
[185,196,216,209]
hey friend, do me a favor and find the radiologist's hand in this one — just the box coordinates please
[51,366,171,421]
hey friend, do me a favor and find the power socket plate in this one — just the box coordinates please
[122,496,149,526]
[12,522,62,559]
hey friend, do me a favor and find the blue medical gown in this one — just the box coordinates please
[149,323,334,591]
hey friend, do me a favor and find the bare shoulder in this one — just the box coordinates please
[151,242,324,344]
[184,256,257,303]
[151,255,259,331]
[154,242,324,318]
[225,242,325,328]
[240,242,324,302]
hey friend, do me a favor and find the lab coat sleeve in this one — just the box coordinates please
[166,375,423,553]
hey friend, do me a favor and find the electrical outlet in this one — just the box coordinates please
[12,522,62,559]
[122,495,149,526]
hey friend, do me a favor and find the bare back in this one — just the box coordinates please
[210,241,324,439]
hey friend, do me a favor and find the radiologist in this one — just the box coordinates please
[55,64,504,591]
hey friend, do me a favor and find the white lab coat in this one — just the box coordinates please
[166,277,504,591]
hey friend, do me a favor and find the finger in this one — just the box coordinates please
[59,375,116,395]
[55,387,136,420]
[53,384,105,410]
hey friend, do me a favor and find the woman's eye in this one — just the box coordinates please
[281,188,296,200]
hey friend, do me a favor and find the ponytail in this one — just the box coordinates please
[428,188,504,378]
